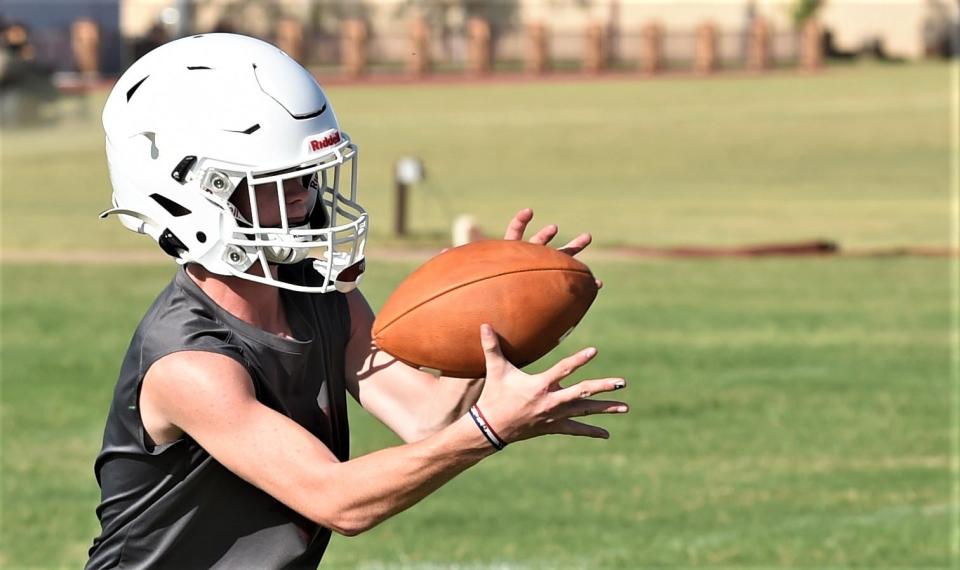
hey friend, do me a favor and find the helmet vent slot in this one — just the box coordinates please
[171,155,197,183]
[126,75,149,102]
[225,123,261,135]
[292,104,326,120]
[187,66,211,70]
[158,229,188,258]
[150,194,192,217]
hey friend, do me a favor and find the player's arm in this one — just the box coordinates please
[344,208,597,443]
[140,334,627,536]
[344,290,484,443]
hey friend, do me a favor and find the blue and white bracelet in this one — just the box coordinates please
[468,404,506,451]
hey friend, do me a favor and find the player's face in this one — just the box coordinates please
[231,176,311,228]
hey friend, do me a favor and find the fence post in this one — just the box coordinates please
[800,18,822,71]
[276,18,304,63]
[641,22,663,75]
[526,22,549,74]
[467,17,491,76]
[748,18,771,71]
[341,19,367,78]
[408,17,430,77]
[694,21,718,74]
[71,18,100,78]
[583,22,607,74]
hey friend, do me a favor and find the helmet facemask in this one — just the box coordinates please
[197,141,367,293]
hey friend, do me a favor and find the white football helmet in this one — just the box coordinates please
[101,33,367,293]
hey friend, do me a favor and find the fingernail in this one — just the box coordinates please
[616,405,629,413]
[584,347,597,358]
[613,380,625,390]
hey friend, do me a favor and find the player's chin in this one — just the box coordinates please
[288,205,310,225]
[254,221,307,232]
[261,212,307,228]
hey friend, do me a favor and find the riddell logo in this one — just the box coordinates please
[309,131,341,152]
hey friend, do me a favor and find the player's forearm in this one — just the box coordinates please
[314,413,496,535]
[407,376,485,441]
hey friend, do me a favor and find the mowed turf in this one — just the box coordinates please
[0,62,952,254]
[1,257,952,567]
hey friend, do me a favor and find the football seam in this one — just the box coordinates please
[373,266,594,337]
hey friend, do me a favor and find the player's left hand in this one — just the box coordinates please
[503,208,602,289]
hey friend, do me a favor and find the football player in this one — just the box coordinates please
[87,33,628,568]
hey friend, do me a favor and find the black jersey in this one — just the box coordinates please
[86,263,351,569]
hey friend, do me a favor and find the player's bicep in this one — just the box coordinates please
[143,352,340,523]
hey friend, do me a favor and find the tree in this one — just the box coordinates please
[791,0,824,27]
[393,0,520,62]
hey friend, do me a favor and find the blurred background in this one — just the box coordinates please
[1,0,958,568]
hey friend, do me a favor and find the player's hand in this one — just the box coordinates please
[503,208,602,289]
[503,207,591,256]
[473,324,627,444]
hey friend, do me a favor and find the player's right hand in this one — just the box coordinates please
[473,324,628,445]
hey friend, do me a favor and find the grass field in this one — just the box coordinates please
[1,258,953,567]
[1,62,957,568]
[0,63,952,253]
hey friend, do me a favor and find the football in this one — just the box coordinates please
[372,240,599,378]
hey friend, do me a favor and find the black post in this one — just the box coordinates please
[175,0,193,37]
[395,180,408,237]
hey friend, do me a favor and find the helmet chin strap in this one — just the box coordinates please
[263,234,312,264]
[227,190,320,265]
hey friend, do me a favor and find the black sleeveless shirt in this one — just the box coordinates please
[87,263,351,569]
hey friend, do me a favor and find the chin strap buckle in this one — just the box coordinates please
[157,229,188,258]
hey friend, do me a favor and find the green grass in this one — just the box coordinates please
[0,63,953,253]
[1,257,953,567]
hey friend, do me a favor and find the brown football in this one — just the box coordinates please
[371,240,598,378]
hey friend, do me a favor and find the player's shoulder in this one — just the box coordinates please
[141,349,257,445]
[147,350,254,402]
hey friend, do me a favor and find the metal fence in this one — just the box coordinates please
[3,1,809,77]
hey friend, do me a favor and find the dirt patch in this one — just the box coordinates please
[61,66,826,96]
[2,241,956,266]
